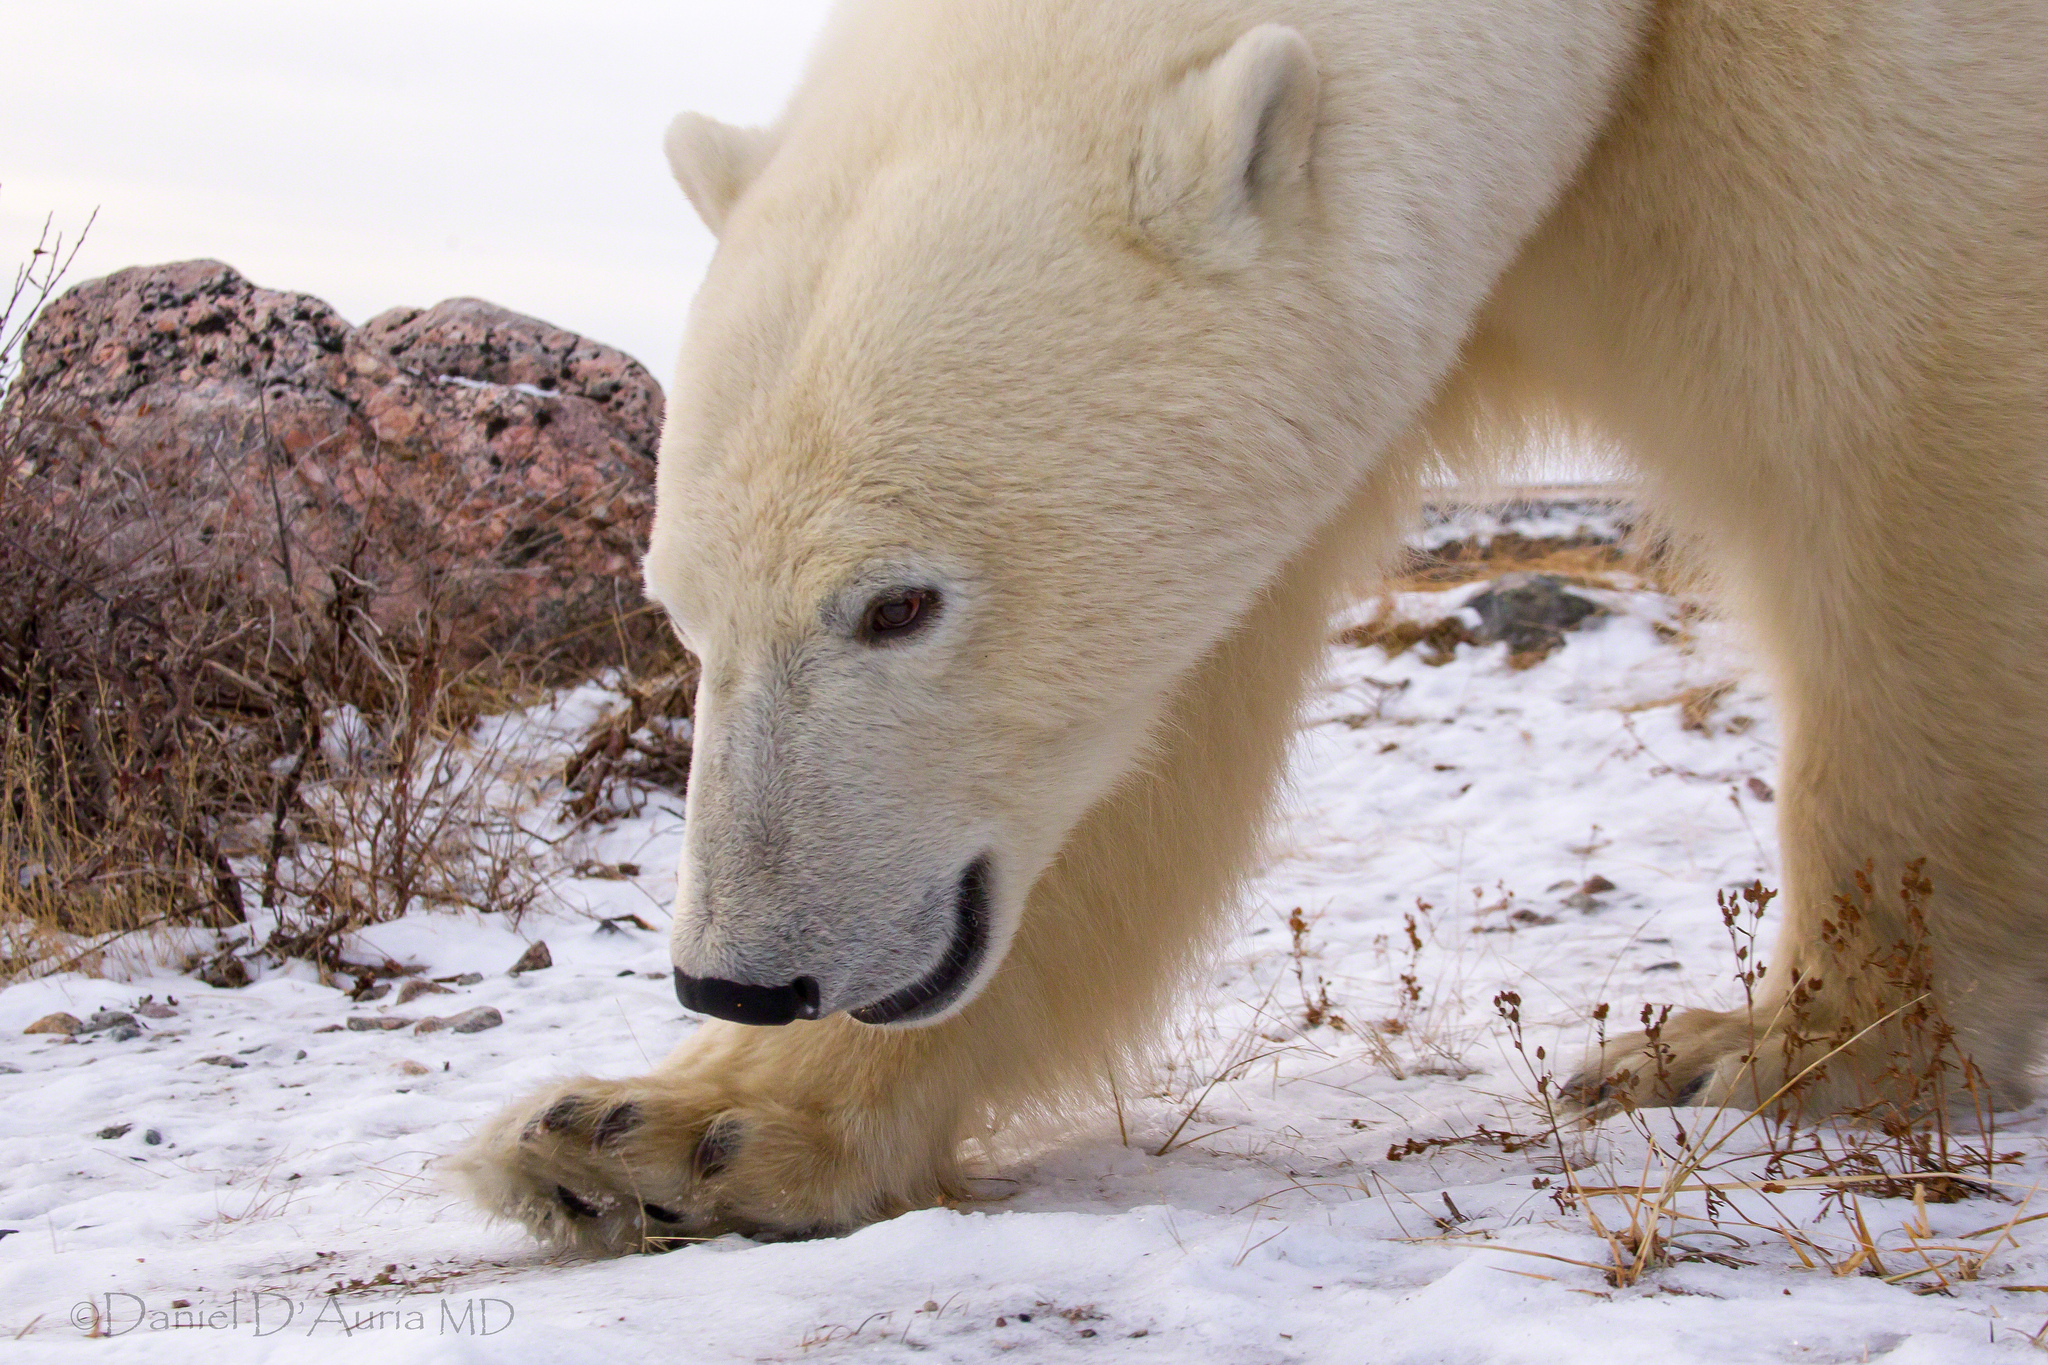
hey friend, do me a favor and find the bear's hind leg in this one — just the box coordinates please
[1569,413,2048,1120]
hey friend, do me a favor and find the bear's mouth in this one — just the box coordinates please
[850,856,991,1026]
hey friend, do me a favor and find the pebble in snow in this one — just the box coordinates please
[507,941,552,976]
[414,1007,502,1035]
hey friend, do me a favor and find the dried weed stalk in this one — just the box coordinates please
[1463,866,2026,1291]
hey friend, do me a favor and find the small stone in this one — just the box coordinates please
[1565,875,1618,913]
[434,972,484,987]
[451,1006,504,1033]
[199,1054,247,1068]
[144,1128,163,1145]
[345,1016,415,1031]
[135,1000,177,1019]
[1747,776,1775,802]
[0,1063,19,1074]
[105,1024,142,1042]
[415,1006,503,1035]
[24,1012,81,1036]
[396,1059,431,1076]
[395,979,455,1005]
[507,941,552,976]
[295,1050,308,1060]
[96,1124,132,1140]
[81,1010,137,1034]
[313,1025,343,1034]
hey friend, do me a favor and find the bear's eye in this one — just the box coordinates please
[862,588,937,642]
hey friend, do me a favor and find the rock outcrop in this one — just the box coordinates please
[2,260,667,675]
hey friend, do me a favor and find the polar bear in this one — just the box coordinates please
[457,0,2048,1252]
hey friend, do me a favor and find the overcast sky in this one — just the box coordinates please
[2,1,836,380]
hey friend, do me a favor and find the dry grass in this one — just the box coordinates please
[1338,518,1684,670]
[1336,610,1477,667]
[1136,891,1490,1172]
[0,409,505,978]
[1392,530,1633,591]
[1388,519,1689,595]
[0,211,252,975]
[1458,867,2026,1293]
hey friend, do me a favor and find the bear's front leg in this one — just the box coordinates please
[453,477,1393,1253]
[454,1014,967,1253]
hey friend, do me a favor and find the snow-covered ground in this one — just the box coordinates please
[5,500,2046,1363]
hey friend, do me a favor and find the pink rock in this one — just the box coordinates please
[3,261,669,678]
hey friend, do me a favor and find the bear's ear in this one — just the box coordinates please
[665,112,778,236]
[1132,25,1320,262]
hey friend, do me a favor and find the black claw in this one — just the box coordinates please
[1671,1071,1711,1105]
[642,1202,683,1224]
[539,1097,583,1134]
[555,1185,601,1219]
[593,1102,641,1147]
[693,1119,742,1180]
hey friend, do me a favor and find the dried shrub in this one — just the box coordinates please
[0,413,537,976]
[560,662,699,827]
[1408,866,2021,1292]
[0,221,689,982]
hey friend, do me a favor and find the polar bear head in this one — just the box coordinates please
[645,22,1361,1027]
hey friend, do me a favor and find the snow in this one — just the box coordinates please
[4,500,2045,1362]
[435,375,562,400]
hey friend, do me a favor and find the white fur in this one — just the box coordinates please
[458,0,2048,1251]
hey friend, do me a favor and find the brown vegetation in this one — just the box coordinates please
[1443,867,2020,1292]
[0,229,695,983]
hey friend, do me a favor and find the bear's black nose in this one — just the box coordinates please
[674,970,822,1025]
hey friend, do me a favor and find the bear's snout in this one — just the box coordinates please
[670,854,995,1028]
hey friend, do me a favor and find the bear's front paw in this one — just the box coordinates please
[451,1074,876,1254]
